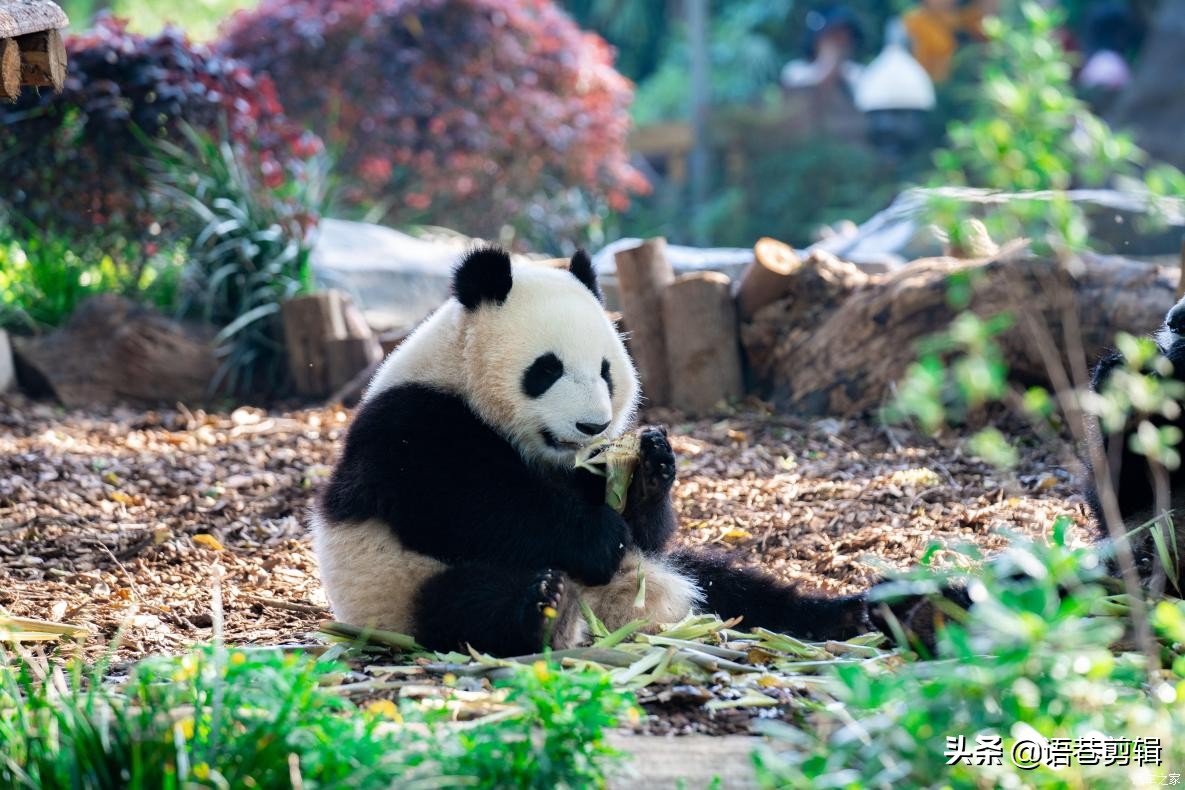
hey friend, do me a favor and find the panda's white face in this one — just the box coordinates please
[460,260,639,467]
[363,248,640,468]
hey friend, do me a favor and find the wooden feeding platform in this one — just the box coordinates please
[1,0,68,100]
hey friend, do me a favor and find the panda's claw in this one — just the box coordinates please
[530,569,584,649]
[535,569,566,615]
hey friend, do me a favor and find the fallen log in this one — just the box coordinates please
[744,247,1180,416]
[11,295,218,407]
[614,238,675,406]
[740,249,869,385]
[663,272,743,415]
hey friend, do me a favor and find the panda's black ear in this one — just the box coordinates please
[453,246,513,310]
[568,249,602,302]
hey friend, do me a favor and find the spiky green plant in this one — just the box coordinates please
[149,123,333,397]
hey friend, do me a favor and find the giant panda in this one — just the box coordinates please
[1082,297,1185,595]
[311,247,872,656]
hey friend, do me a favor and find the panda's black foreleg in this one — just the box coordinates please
[412,564,578,656]
[670,548,872,641]
[622,426,679,553]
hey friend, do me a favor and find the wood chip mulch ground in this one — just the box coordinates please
[0,394,1092,732]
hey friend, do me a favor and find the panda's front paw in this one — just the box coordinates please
[631,426,676,504]
[533,568,567,618]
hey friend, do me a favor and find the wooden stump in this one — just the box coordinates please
[744,248,1180,416]
[614,238,675,406]
[15,29,65,91]
[326,337,382,398]
[281,290,381,399]
[0,329,14,393]
[736,237,804,320]
[663,272,743,415]
[10,295,218,407]
[0,37,19,100]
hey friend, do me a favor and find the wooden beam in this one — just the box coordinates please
[0,37,18,100]
[16,28,65,91]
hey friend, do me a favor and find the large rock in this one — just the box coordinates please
[817,188,1185,268]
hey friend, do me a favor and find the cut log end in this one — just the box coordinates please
[737,237,806,320]
[0,38,19,100]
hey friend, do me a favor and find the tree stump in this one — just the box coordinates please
[10,295,218,407]
[281,290,381,399]
[663,272,743,415]
[614,238,675,406]
[736,237,804,320]
[326,337,382,398]
[743,248,1180,416]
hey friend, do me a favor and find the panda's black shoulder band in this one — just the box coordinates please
[453,246,513,310]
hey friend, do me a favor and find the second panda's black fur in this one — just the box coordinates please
[1082,304,1185,595]
[321,382,872,655]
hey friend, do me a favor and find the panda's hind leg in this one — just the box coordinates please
[413,564,585,656]
[671,548,871,641]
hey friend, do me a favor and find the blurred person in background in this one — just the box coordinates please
[902,0,998,81]
[1076,2,1143,112]
[781,4,866,96]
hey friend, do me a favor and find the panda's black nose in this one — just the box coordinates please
[576,421,610,436]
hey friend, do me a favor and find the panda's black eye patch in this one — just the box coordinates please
[523,353,564,398]
[600,358,613,396]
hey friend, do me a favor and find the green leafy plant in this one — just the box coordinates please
[149,124,332,396]
[0,645,633,789]
[0,222,182,332]
[753,525,1185,788]
[927,2,1185,251]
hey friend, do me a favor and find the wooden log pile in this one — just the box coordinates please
[614,234,1179,419]
[613,239,744,416]
[0,0,68,101]
[742,246,1177,415]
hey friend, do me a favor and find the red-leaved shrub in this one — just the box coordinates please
[0,17,321,240]
[220,0,648,245]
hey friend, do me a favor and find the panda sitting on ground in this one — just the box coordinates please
[1083,297,1185,595]
[312,247,872,655]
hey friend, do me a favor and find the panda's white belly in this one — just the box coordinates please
[310,513,702,647]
